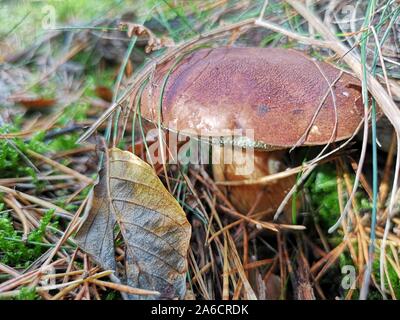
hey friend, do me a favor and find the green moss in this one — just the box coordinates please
[0,125,48,179]
[0,209,56,268]
[307,164,371,229]
[372,254,400,299]
[56,102,89,126]
[31,83,57,100]
[105,290,121,300]
[308,164,340,228]
[48,133,79,151]
[16,287,39,300]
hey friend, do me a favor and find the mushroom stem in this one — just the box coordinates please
[212,146,297,221]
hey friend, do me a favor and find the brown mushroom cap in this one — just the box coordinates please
[140,47,363,149]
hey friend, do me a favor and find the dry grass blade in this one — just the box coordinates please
[0,185,73,219]
[219,205,305,231]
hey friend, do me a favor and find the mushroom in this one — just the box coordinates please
[139,47,364,219]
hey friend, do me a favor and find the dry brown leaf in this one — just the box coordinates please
[95,86,113,102]
[75,147,191,300]
[13,96,56,109]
